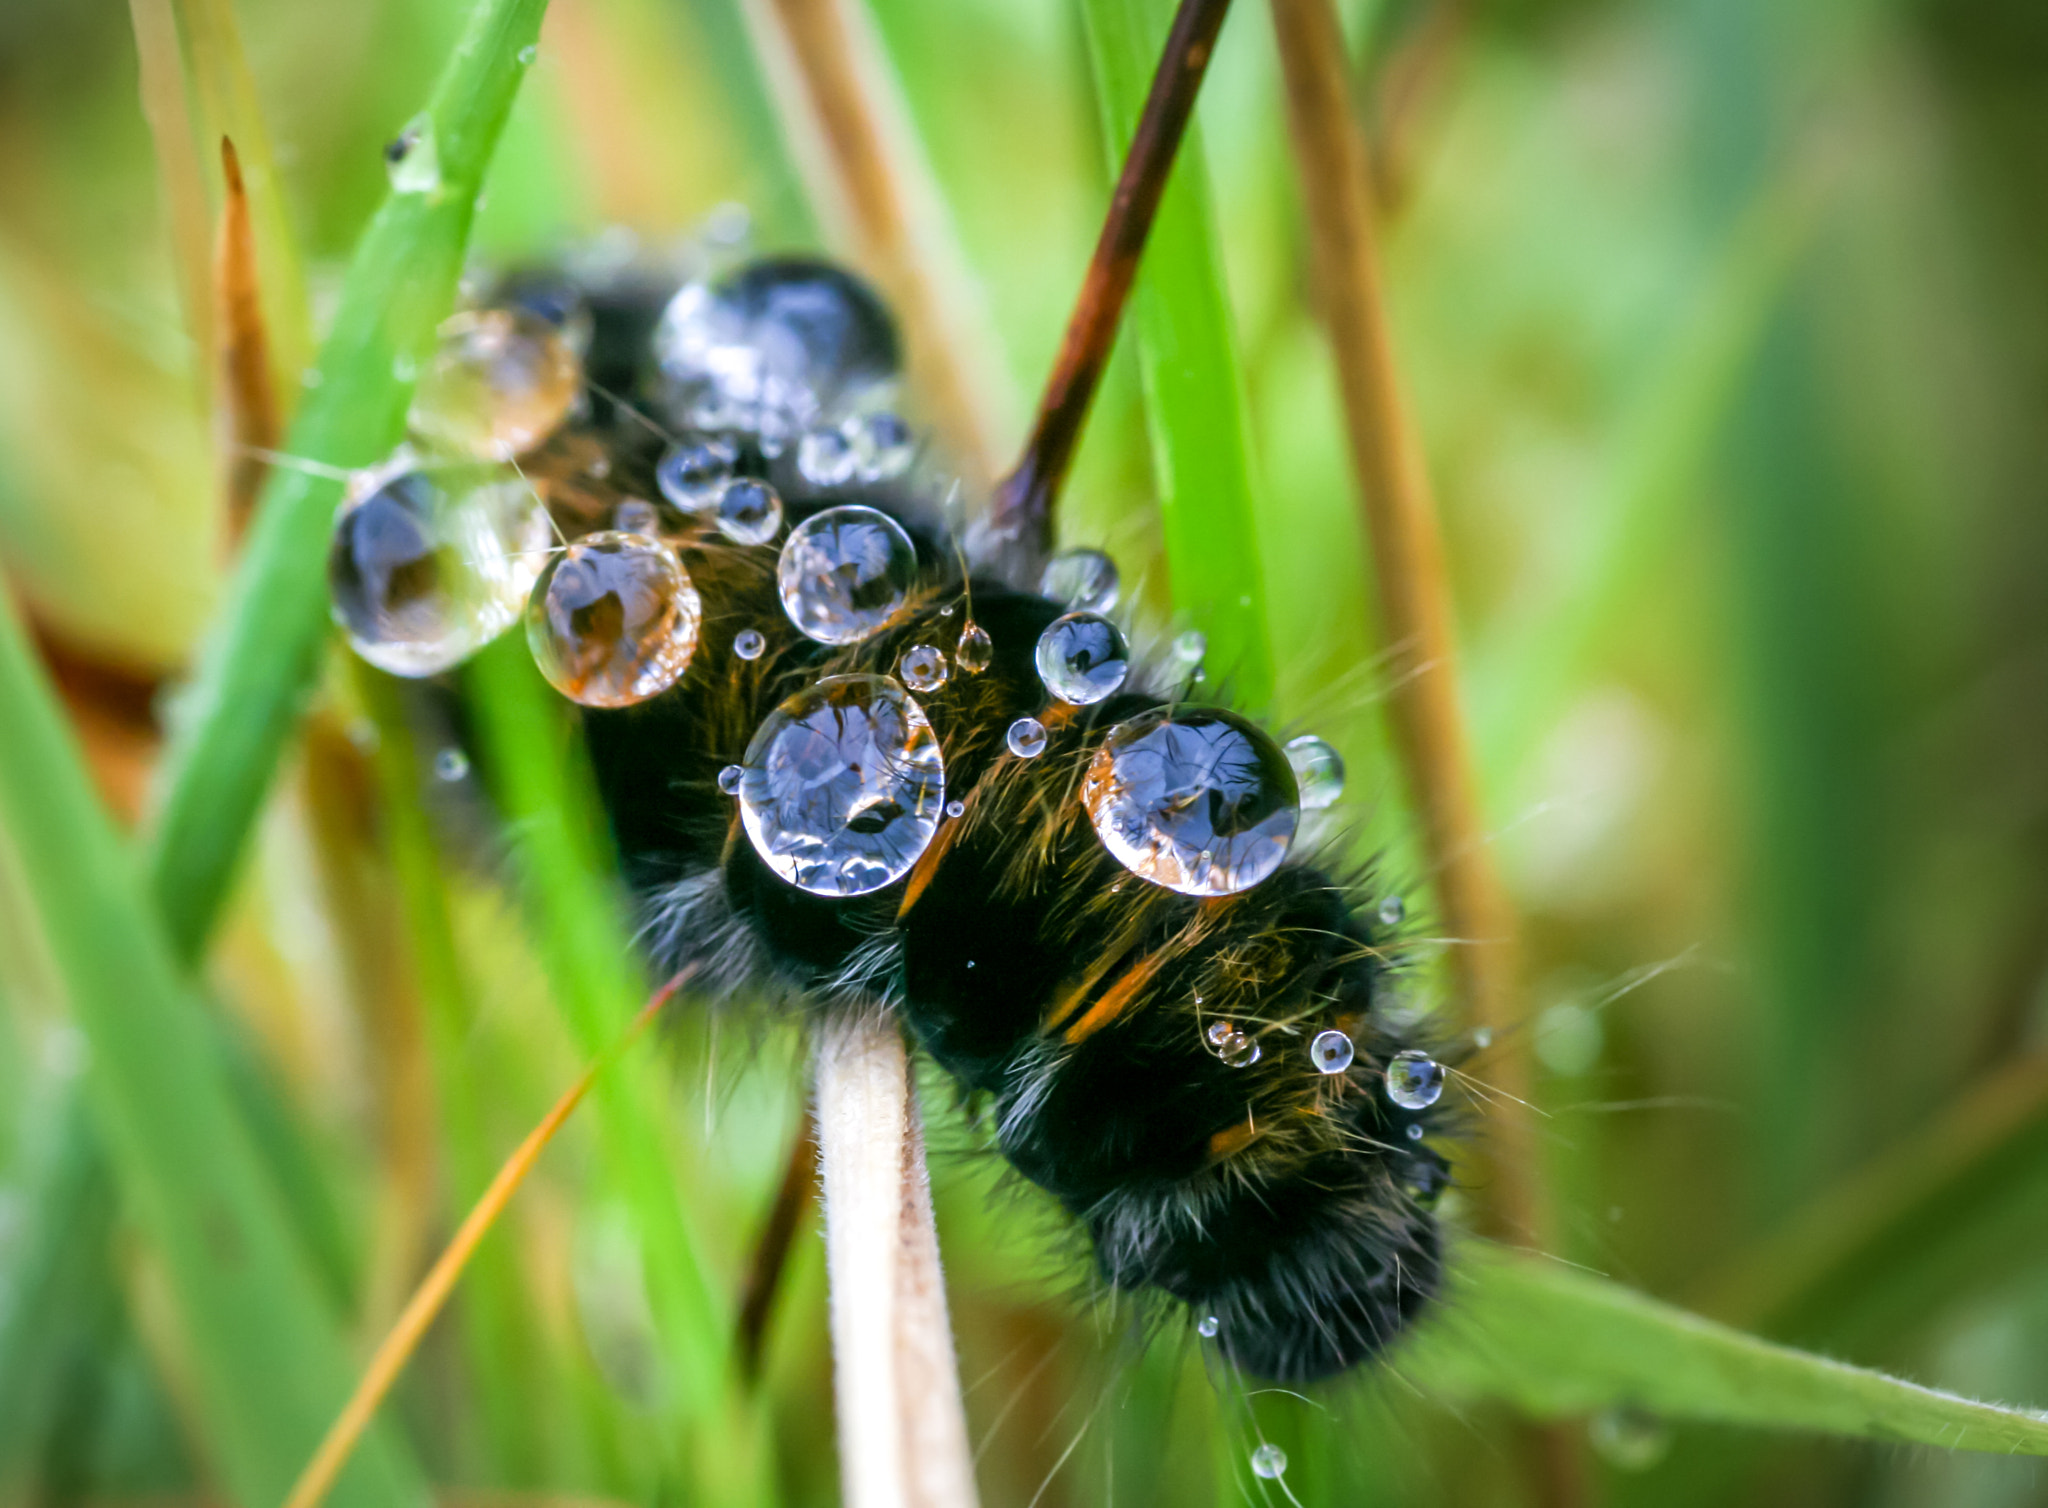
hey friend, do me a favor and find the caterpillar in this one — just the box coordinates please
[327,2,1455,1388]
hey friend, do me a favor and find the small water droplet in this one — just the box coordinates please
[526,532,702,707]
[898,644,949,693]
[1218,1032,1261,1068]
[718,764,743,795]
[384,113,441,195]
[733,627,767,661]
[612,499,665,538]
[1168,629,1206,676]
[796,424,860,487]
[852,411,916,481]
[1196,1314,1219,1338]
[433,747,469,782]
[736,674,944,896]
[954,621,992,673]
[1310,1029,1354,1074]
[587,455,611,480]
[1283,734,1345,810]
[939,603,956,618]
[1007,717,1047,759]
[776,505,916,643]
[517,42,538,64]
[1406,1122,1425,1140]
[392,352,420,382]
[1472,1026,1494,1050]
[656,437,741,510]
[409,307,581,461]
[1377,894,1406,927]
[1034,612,1128,705]
[1250,1444,1287,1480]
[713,478,784,545]
[945,799,966,819]
[1039,548,1120,613]
[1205,1019,1235,1048]
[1590,1407,1671,1471]
[1386,1050,1444,1110]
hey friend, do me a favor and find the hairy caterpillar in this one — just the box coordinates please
[328,4,1455,1387]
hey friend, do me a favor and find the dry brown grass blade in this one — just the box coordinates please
[757,0,1006,483]
[127,0,213,373]
[214,137,280,547]
[280,970,691,1508]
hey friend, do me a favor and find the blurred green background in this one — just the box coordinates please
[2,0,2046,1503]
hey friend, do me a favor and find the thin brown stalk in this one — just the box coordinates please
[736,1104,819,1379]
[214,137,280,547]
[279,971,690,1508]
[127,0,214,370]
[1267,0,1543,1249]
[759,0,1006,483]
[986,0,1235,566]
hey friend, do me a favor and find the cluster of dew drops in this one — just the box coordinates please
[323,228,1444,1206]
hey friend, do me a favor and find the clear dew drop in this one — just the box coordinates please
[1250,1444,1287,1480]
[1386,1049,1445,1110]
[1167,629,1207,681]
[718,764,743,795]
[656,437,741,510]
[898,643,949,693]
[408,307,582,462]
[775,505,916,644]
[525,531,702,708]
[1406,1123,1425,1140]
[1034,612,1128,706]
[1007,717,1047,759]
[1039,548,1120,613]
[517,42,538,64]
[1589,1407,1673,1472]
[612,499,665,539]
[1196,1314,1219,1339]
[1378,894,1406,927]
[853,411,916,482]
[713,478,784,545]
[954,621,992,674]
[1081,707,1300,897]
[327,457,551,677]
[945,799,966,819]
[1218,1031,1261,1068]
[1205,1019,1235,1048]
[433,747,469,782]
[1283,734,1346,811]
[733,627,767,661]
[796,424,859,487]
[384,113,441,194]
[1310,1029,1355,1074]
[736,674,944,897]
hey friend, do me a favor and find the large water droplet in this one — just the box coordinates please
[733,627,767,661]
[384,113,441,195]
[954,621,992,674]
[656,438,741,511]
[1007,717,1047,759]
[776,505,916,644]
[1081,707,1299,897]
[737,674,944,897]
[1250,1444,1287,1480]
[408,308,581,461]
[650,258,900,447]
[1310,1029,1354,1074]
[526,531,701,707]
[713,479,784,546]
[1283,734,1345,811]
[898,644,949,693]
[1385,1050,1444,1110]
[328,458,550,676]
[1039,548,1120,613]
[1034,612,1128,706]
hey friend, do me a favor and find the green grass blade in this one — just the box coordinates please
[145,0,550,963]
[1074,0,1273,709]
[679,0,821,245]
[1411,1242,2048,1452]
[0,576,432,1508]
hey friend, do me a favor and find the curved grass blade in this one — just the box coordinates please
[145,0,551,964]
[1413,1242,2048,1452]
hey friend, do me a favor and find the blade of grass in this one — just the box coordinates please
[0,574,433,1508]
[214,136,282,547]
[1412,1242,2048,1453]
[145,0,550,963]
[679,0,822,245]
[1074,0,1273,707]
[127,0,213,375]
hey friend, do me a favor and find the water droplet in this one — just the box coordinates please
[408,308,581,461]
[1250,1444,1287,1480]
[612,499,664,538]
[392,352,420,382]
[1007,717,1047,758]
[384,113,441,195]
[1310,1029,1354,1074]
[650,258,900,447]
[1218,1031,1261,1068]
[587,455,611,479]
[656,438,741,510]
[954,621,992,673]
[1472,1026,1494,1050]
[712,478,784,545]
[1196,1314,1219,1338]
[718,764,743,795]
[1081,708,1299,897]
[1205,1019,1235,1048]
[1283,734,1345,811]
[1034,612,1128,705]
[796,424,860,487]
[852,411,916,481]
[945,799,966,819]
[733,627,767,661]
[517,42,538,64]
[1039,548,1120,613]
[1377,894,1406,927]
[1167,629,1206,681]
[1590,1407,1671,1471]
[776,505,916,644]
[526,531,701,707]
[737,674,944,896]
[433,747,469,782]
[898,644,949,693]
[1386,1050,1444,1110]
[328,458,550,676]
[1406,1123,1424,1140]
